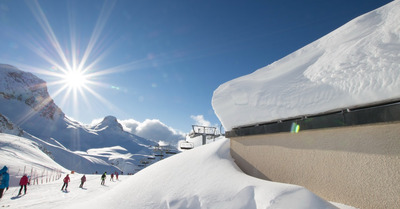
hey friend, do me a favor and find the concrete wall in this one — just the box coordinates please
[230,122,400,209]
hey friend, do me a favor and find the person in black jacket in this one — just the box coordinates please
[101,172,106,185]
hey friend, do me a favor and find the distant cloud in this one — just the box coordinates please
[118,118,185,146]
[190,115,211,127]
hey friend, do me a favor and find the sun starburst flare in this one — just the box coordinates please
[8,0,177,124]
[64,70,88,90]
[15,0,123,120]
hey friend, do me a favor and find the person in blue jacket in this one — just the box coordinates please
[0,166,10,199]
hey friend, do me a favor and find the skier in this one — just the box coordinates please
[61,174,70,191]
[0,166,10,199]
[101,172,106,185]
[18,174,29,195]
[79,175,86,188]
[115,171,119,180]
[110,173,114,181]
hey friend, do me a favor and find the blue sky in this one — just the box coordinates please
[0,0,392,135]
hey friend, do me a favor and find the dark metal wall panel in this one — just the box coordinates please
[226,101,400,137]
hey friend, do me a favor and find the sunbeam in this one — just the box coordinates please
[17,0,121,120]
[27,0,72,73]
[77,0,117,73]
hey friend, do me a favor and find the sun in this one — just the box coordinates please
[63,70,88,90]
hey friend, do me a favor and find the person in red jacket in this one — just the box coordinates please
[79,175,86,188]
[18,174,29,196]
[61,174,70,191]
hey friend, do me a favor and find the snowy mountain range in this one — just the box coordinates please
[0,64,172,174]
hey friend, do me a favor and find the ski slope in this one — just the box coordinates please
[0,174,127,208]
[0,133,354,209]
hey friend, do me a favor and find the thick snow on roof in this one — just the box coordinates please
[212,1,400,131]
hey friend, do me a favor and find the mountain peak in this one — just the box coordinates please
[0,64,64,120]
[97,115,124,131]
[103,115,118,121]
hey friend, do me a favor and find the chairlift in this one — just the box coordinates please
[180,141,194,150]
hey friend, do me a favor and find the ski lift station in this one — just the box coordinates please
[179,125,222,150]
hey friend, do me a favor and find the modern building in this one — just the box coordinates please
[226,101,400,209]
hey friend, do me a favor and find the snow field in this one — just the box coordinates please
[0,174,128,208]
[0,133,355,208]
[69,139,342,209]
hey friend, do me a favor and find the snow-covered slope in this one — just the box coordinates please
[69,139,341,208]
[212,1,400,131]
[98,138,337,209]
[0,64,163,173]
[0,133,67,187]
[0,134,130,207]
[0,125,355,208]
[0,112,119,174]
